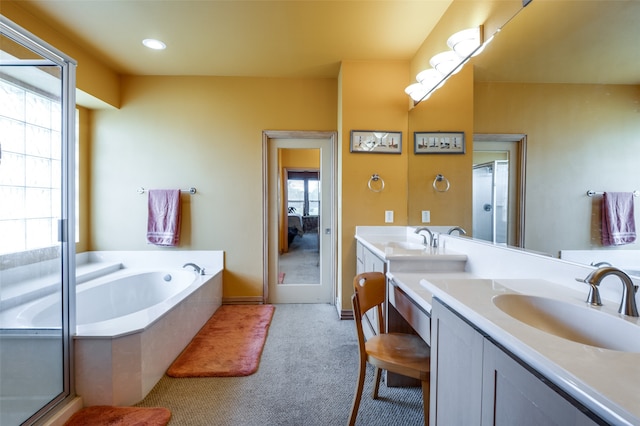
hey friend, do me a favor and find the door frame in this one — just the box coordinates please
[474,133,527,248]
[262,130,337,304]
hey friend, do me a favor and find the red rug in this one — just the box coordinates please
[167,304,275,377]
[64,406,171,426]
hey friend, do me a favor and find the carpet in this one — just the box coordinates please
[167,304,276,377]
[64,406,171,426]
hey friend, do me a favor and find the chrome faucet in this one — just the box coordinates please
[580,266,639,317]
[447,226,467,235]
[183,262,205,275]
[414,227,438,248]
[590,261,612,268]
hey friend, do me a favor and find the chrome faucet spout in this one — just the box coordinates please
[183,262,205,275]
[414,227,437,248]
[581,266,639,317]
[447,226,467,235]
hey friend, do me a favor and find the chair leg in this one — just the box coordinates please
[348,360,367,426]
[421,378,430,426]
[372,367,382,399]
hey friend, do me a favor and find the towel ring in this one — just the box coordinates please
[368,174,385,193]
[432,174,450,192]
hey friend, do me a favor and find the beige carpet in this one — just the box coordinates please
[167,305,275,377]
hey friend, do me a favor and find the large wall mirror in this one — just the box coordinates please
[409,0,640,259]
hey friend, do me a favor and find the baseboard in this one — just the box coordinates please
[223,296,265,305]
[42,397,83,426]
[339,309,354,320]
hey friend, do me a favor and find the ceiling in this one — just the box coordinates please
[474,0,640,85]
[5,0,639,85]
[9,0,453,78]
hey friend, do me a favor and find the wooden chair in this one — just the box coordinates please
[348,272,431,426]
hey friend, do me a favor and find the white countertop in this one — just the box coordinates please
[411,274,640,426]
[355,225,467,262]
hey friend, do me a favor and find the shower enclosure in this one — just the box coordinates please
[472,160,509,244]
[0,17,76,425]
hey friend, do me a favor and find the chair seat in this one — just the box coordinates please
[365,333,430,380]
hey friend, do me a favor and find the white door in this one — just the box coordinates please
[264,132,336,303]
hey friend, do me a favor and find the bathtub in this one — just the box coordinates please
[68,250,223,407]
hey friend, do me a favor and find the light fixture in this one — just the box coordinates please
[447,27,483,57]
[404,83,429,102]
[142,38,166,50]
[430,51,464,76]
[406,25,486,105]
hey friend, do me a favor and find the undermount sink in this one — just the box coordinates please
[493,294,640,352]
[381,241,426,250]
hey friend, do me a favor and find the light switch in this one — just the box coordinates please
[422,210,431,223]
[385,210,394,223]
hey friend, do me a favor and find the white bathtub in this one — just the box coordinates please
[70,250,223,407]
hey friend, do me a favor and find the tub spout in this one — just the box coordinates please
[183,263,205,275]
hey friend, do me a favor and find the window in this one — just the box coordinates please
[0,76,66,255]
[287,171,319,216]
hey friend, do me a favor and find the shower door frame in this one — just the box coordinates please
[0,16,77,425]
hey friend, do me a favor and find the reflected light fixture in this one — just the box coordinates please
[142,38,166,50]
[447,27,483,57]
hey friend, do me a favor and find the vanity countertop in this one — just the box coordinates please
[392,271,640,426]
[355,226,467,261]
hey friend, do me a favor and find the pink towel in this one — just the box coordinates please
[147,189,181,246]
[602,192,636,246]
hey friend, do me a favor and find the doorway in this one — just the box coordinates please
[473,134,527,247]
[263,131,337,304]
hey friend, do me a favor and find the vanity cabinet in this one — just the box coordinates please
[431,299,601,426]
[356,241,385,274]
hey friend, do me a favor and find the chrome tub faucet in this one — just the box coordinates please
[183,262,205,275]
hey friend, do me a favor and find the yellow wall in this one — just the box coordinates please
[407,65,474,230]
[338,60,410,311]
[475,82,640,256]
[90,76,337,301]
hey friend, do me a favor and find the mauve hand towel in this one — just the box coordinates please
[602,192,636,246]
[147,189,181,246]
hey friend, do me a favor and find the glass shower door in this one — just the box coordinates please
[1,19,75,426]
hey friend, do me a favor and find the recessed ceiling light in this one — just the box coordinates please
[142,39,166,50]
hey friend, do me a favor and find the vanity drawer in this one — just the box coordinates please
[389,282,431,345]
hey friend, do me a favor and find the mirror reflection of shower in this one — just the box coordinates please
[473,160,509,244]
[278,154,320,285]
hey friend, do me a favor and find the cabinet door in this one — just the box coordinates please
[363,247,385,272]
[482,340,600,426]
[431,299,485,425]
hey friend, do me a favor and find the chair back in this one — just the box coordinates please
[352,272,386,343]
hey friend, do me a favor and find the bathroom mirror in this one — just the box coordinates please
[408,0,640,258]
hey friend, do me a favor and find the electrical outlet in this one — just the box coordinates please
[385,210,394,223]
[421,210,431,223]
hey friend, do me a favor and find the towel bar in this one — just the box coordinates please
[138,187,196,194]
[587,190,639,197]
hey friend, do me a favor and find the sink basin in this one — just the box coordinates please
[382,241,426,250]
[493,294,640,352]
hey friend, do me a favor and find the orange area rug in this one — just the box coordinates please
[167,304,276,377]
[64,406,171,426]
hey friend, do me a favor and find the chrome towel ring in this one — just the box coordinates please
[368,174,385,193]
[432,174,450,192]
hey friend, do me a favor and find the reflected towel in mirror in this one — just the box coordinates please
[602,192,636,246]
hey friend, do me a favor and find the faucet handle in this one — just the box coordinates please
[576,277,603,306]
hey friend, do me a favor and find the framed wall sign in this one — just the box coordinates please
[414,131,465,154]
[350,130,402,154]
